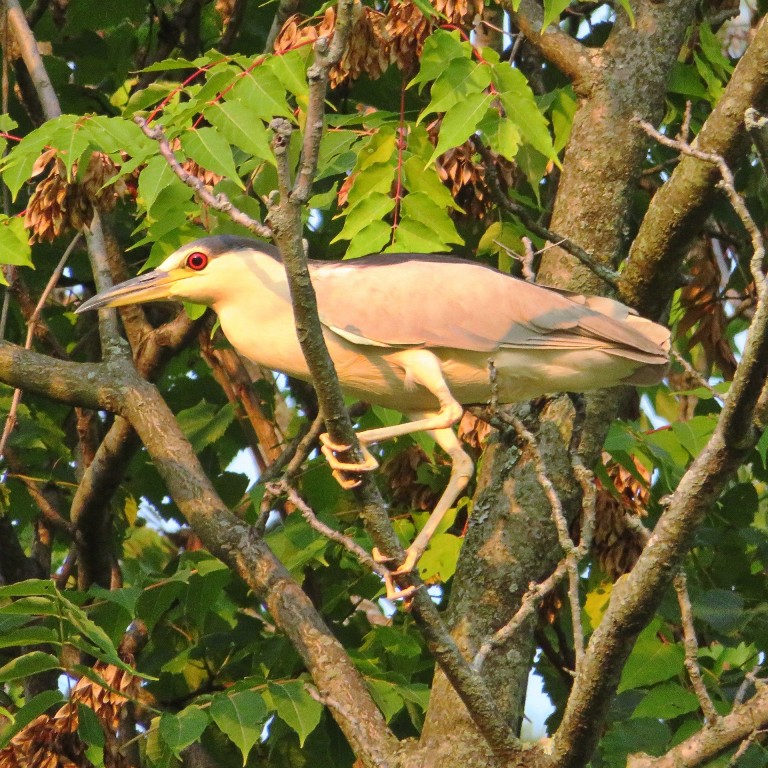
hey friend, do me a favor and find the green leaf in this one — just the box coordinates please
[671,415,717,458]
[618,621,684,692]
[179,128,243,188]
[0,690,64,748]
[78,703,106,749]
[0,651,60,682]
[267,680,322,747]
[415,532,462,581]
[210,689,268,764]
[420,60,491,121]
[541,0,571,30]
[583,581,612,632]
[388,218,452,254]
[343,220,391,259]
[138,155,187,213]
[228,69,293,122]
[616,0,635,26]
[0,626,59,649]
[159,706,210,756]
[494,64,558,163]
[268,48,311,99]
[667,62,708,99]
[176,400,236,452]
[602,719,671,763]
[409,30,470,91]
[478,112,521,162]
[84,115,154,158]
[136,579,186,631]
[632,682,700,719]
[332,193,395,244]
[402,157,462,210]
[366,678,405,722]
[345,163,397,210]
[204,101,274,163]
[399,193,463,246]
[692,589,744,633]
[429,92,492,162]
[0,215,33,277]
[141,56,214,72]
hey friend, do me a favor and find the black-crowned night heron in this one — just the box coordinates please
[77,235,669,578]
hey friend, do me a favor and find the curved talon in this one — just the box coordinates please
[319,433,351,454]
[371,546,393,564]
[330,469,362,491]
[320,433,380,474]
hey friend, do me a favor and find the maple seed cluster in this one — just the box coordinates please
[274,0,483,85]
[590,455,652,579]
[0,662,138,768]
[24,150,126,243]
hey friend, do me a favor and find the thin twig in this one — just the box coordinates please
[508,412,574,553]
[473,559,570,671]
[725,728,766,767]
[470,135,619,288]
[734,664,764,706]
[473,408,595,672]
[0,232,81,460]
[674,571,719,725]
[134,118,274,241]
[267,480,396,585]
[670,349,725,403]
[521,236,536,282]
[745,108,768,177]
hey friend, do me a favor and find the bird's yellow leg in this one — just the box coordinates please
[393,426,474,575]
[355,349,465,444]
[320,351,462,481]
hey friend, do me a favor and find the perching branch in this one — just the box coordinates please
[265,3,523,757]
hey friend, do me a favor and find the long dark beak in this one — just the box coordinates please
[75,270,182,313]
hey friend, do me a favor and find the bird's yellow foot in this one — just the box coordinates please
[319,434,379,489]
[372,547,421,603]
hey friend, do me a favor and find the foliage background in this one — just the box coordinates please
[0,0,767,767]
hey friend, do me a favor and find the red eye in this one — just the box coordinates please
[186,251,208,271]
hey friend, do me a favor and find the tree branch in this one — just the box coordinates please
[469,136,619,289]
[674,572,719,725]
[265,3,523,757]
[551,142,768,767]
[499,0,598,92]
[620,16,768,318]
[627,685,768,768]
[5,0,60,119]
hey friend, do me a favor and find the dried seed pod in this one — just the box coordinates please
[0,661,139,768]
[24,152,127,243]
[587,454,651,579]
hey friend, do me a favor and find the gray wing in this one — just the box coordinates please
[310,254,669,365]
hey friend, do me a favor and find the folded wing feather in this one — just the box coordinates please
[310,254,669,367]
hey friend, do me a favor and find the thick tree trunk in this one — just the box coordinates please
[414,2,697,765]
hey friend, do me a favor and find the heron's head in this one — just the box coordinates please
[75,235,278,314]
